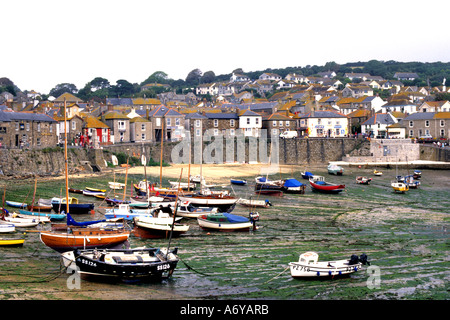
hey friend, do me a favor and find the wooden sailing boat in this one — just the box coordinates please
[39,99,130,252]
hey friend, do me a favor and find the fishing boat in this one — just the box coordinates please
[288,252,369,279]
[51,197,95,214]
[237,198,272,208]
[327,164,344,175]
[373,169,383,176]
[5,200,27,209]
[133,213,190,239]
[391,181,409,193]
[197,212,259,232]
[18,209,66,220]
[176,201,218,218]
[282,178,306,194]
[309,179,345,194]
[61,247,179,281]
[39,227,130,252]
[178,194,238,212]
[0,238,25,247]
[230,178,247,185]
[356,176,372,185]
[0,222,15,233]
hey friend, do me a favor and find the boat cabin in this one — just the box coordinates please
[299,252,319,264]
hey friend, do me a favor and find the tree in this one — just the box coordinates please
[185,68,202,86]
[49,83,78,98]
[200,71,215,84]
[142,71,170,85]
[109,79,136,97]
[90,77,110,90]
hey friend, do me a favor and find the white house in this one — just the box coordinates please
[297,110,349,138]
[361,113,397,138]
[238,109,262,137]
[259,73,282,81]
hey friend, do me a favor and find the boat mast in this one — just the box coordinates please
[166,168,183,257]
[159,119,164,188]
[63,98,70,214]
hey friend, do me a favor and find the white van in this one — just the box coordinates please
[280,131,298,139]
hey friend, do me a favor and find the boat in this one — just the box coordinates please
[18,209,66,220]
[5,200,27,209]
[0,238,25,247]
[26,203,53,212]
[189,175,203,183]
[373,169,383,176]
[391,181,409,193]
[85,187,106,193]
[83,189,106,197]
[254,176,284,196]
[327,164,344,175]
[178,194,238,212]
[39,227,130,252]
[301,171,314,179]
[168,180,196,190]
[356,176,372,185]
[413,170,422,179]
[0,222,15,233]
[68,188,83,194]
[310,175,325,182]
[176,201,218,218]
[237,198,272,208]
[15,212,50,223]
[51,197,95,214]
[282,178,306,194]
[404,175,420,189]
[105,197,130,207]
[133,213,190,239]
[230,178,247,185]
[104,204,153,221]
[309,179,345,194]
[197,212,259,232]
[288,252,370,278]
[1,210,40,227]
[61,247,179,281]
[108,182,125,190]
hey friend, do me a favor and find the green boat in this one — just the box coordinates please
[18,209,66,221]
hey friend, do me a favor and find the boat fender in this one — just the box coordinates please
[328,271,332,276]
[316,272,320,276]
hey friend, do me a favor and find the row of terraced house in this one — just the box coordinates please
[0,70,450,149]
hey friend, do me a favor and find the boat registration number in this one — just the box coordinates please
[157,264,170,271]
[79,258,97,267]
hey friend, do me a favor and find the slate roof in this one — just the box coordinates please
[204,112,238,119]
[184,112,208,120]
[402,112,436,121]
[361,113,396,126]
[298,110,347,119]
[106,98,133,106]
[0,111,57,122]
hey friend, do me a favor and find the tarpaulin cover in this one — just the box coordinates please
[223,213,249,223]
[283,179,304,187]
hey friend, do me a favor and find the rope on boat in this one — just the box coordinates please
[263,266,289,284]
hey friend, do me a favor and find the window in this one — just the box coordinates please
[15,122,19,131]
[141,124,146,131]
[156,118,161,126]
[166,118,171,126]
[272,129,278,135]
[273,120,277,126]
[49,124,53,133]
[196,120,201,127]
[279,121,283,126]
[440,120,445,127]
[409,121,414,127]
[255,118,259,125]
[214,129,219,136]
[409,130,413,137]
[230,119,235,127]
[118,121,125,130]
[37,138,41,146]
[72,121,76,130]
[229,129,235,135]
[440,129,445,137]
[247,118,250,125]
[425,129,430,135]
[286,121,290,126]
[196,129,201,137]
[26,123,30,131]
[141,133,146,140]
[175,118,180,126]
[214,119,218,127]
[37,123,41,132]
[425,120,430,127]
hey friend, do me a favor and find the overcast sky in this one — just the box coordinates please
[2,0,449,94]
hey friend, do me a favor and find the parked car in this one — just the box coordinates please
[418,134,433,140]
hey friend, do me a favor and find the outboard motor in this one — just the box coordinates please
[249,212,260,222]
[349,254,359,265]
[359,253,370,265]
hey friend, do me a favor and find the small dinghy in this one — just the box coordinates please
[356,176,372,185]
[197,212,259,232]
[289,252,370,278]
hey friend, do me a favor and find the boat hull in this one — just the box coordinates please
[61,248,178,281]
[39,229,130,252]
[309,180,345,194]
[197,213,257,232]
[51,203,95,214]
[178,196,237,212]
[0,239,25,247]
[133,220,189,239]
[289,261,362,278]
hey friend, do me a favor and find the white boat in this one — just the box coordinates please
[2,214,40,227]
[237,198,272,208]
[178,194,238,212]
[5,200,27,208]
[104,204,153,221]
[197,212,259,232]
[108,181,126,190]
[16,213,50,223]
[0,222,15,233]
[133,213,190,239]
[391,181,409,193]
[176,201,218,218]
[168,181,196,190]
[373,169,383,176]
[289,252,369,278]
